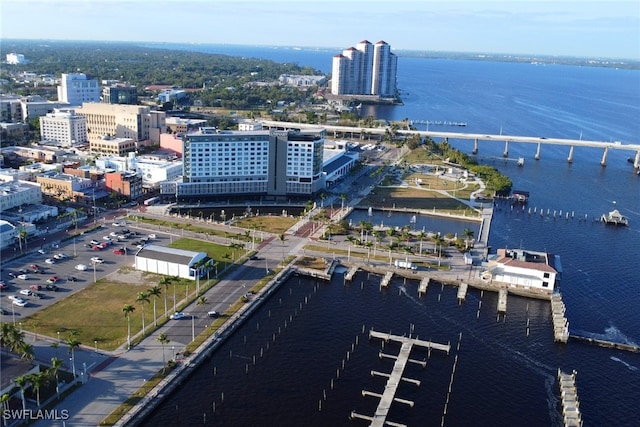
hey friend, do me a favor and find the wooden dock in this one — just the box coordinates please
[351,330,450,427]
[551,293,569,343]
[457,282,468,303]
[418,277,430,296]
[344,265,359,282]
[558,369,583,426]
[380,271,394,288]
[497,288,508,313]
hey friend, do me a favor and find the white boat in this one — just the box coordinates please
[601,209,629,226]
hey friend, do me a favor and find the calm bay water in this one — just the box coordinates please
[143,45,640,426]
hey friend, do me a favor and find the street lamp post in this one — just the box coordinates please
[191,315,195,342]
[94,340,98,353]
[172,346,175,361]
[92,262,97,283]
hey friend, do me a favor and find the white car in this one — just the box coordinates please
[109,231,119,237]
[75,264,88,271]
[45,258,56,265]
[90,240,100,245]
[112,222,122,226]
[147,234,156,239]
[19,289,33,296]
[90,257,104,264]
[37,249,47,255]
[170,312,187,320]
[103,236,112,241]
[17,274,29,280]
[8,296,28,307]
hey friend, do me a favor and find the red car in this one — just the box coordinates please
[92,246,102,251]
[30,264,40,271]
[47,276,60,283]
[113,248,125,255]
[0,282,8,290]
[30,284,42,291]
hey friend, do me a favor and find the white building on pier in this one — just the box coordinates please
[483,248,561,293]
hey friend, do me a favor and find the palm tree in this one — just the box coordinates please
[339,193,347,210]
[136,291,150,336]
[67,334,81,378]
[418,230,427,254]
[50,356,63,399]
[18,342,34,360]
[148,285,162,327]
[159,276,171,318]
[1,393,10,426]
[28,372,46,407]
[432,234,445,266]
[122,304,135,349]
[157,333,170,373]
[14,375,29,411]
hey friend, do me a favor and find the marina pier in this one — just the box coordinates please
[557,369,583,427]
[351,330,451,427]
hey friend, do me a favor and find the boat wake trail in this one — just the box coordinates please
[572,325,639,346]
[396,284,424,307]
[610,357,639,372]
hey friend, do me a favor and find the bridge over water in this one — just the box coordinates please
[259,120,640,168]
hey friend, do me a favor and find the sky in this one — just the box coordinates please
[1,0,639,60]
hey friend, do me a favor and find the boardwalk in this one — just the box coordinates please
[351,330,450,427]
[551,293,570,343]
[344,265,359,282]
[380,271,394,288]
[558,369,583,426]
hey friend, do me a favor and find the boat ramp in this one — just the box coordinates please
[350,329,450,427]
[557,369,583,427]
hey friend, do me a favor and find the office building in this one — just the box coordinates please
[331,39,397,97]
[105,171,143,200]
[57,73,100,106]
[39,108,87,146]
[90,135,136,156]
[102,84,138,104]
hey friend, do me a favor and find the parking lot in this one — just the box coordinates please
[1,221,164,321]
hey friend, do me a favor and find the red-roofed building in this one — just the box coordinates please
[482,248,561,293]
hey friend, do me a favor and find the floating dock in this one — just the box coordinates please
[457,282,468,303]
[418,277,430,296]
[497,288,508,313]
[380,271,394,288]
[344,266,359,282]
[558,369,583,426]
[551,293,570,343]
[351,330,451,427]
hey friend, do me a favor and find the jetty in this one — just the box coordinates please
[557,369,583,427]
[351,330,450,427]
[457,282,468,303]
[344,265,359,282]
[380,271,394,288]
[497,288,508,313]
[418,277,430,296]
[550,293,570,343]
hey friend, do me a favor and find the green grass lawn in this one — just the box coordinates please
[233,216,299,235]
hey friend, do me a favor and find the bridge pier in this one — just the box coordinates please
[567,146,574,163]
[601,146,608,167]
[634,150,640,169]
[472,138,478,155]
[534,142,541,160]
[503,140,509,158]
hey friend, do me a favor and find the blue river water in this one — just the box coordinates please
[143,45,640,426]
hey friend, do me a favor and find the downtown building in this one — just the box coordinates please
[162,127,326,201]
[39,108,88,146]
[331,40,397,98]
[57,73,101,106]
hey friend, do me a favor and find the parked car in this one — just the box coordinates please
[30,264,40,270]
[67,276,78,282]
[148,234,157,239]
[112,222,122,226]
[109,231,119,237]
[29,284,42,291]
[8,295,27,307]
[103,236,112,241]
[0,282,9,290]
[45,258,56,265]
[170,312,186,320]
[45,284,59,291]
[90,240,100,245]
[113,248,125,255]
[46,276,60,283]
[37,249,47,255]
[19,289,34,296]
[75,264,88,271]
[17,274,29,280]
[90,257,104,264]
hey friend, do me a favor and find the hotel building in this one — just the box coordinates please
[165,127,325,200]
[39,108,88,146]
[331,40,397,97]
[57,73,100,106]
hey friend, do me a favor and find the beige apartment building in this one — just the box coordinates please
[76,103,166,146]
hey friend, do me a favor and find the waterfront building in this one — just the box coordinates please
[57,73,100,106]
[330,40,397,98]
[169,127,325,201]
[323,143,360,187]
[76,102,166,146]
[39,108,88,146]
[278,74,327,87]
[102,83,138,104]
[483,248,561,293]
